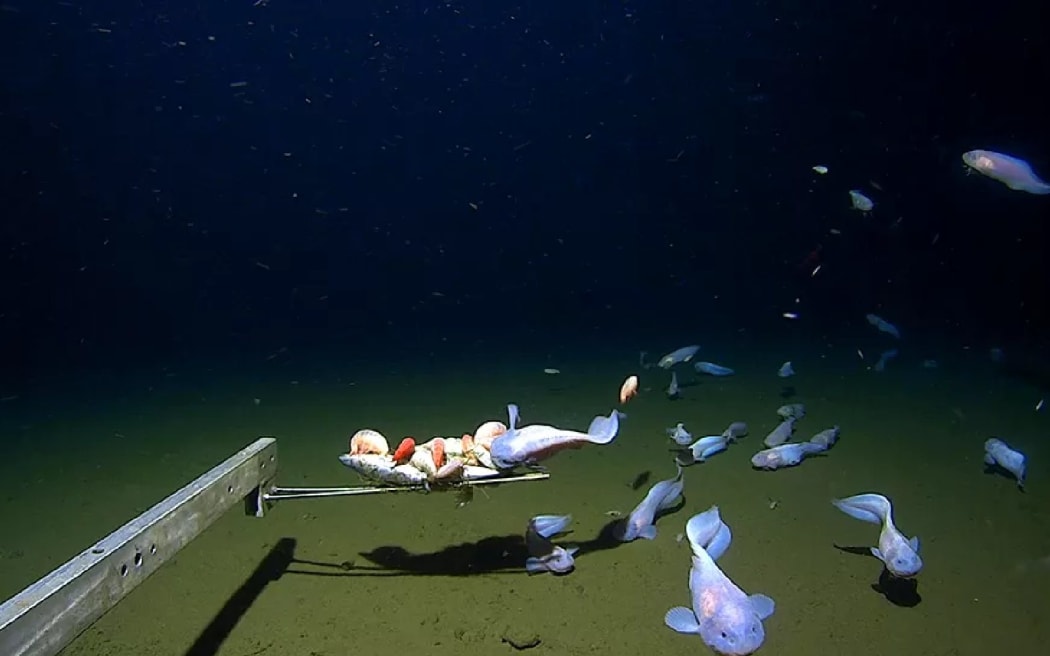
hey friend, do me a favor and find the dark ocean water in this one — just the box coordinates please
[1,2,1049,655]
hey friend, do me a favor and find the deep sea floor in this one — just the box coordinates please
[1,341,1048,655]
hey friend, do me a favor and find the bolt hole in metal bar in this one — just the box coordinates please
[0,437,278,656]
[0,438,548,656]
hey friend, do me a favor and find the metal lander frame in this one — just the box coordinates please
[0,437,548,656]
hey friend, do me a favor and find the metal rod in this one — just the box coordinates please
[264,471,550,501]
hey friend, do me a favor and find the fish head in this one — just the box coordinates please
[750,451,779,470]
[698,593,766,655]
[961,150,982,169]
[545,546,577,573]
[886,547,923,578]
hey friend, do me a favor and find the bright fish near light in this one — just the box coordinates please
[866,313,901,339]
[659,344,700,368]
[849,189,874,211]
[664,507,775,655]
[666,422,694,446]
[962,150,1050,195]
[777,361,794,378]
[983,438,1026,489]
[831,493,922,578]
[695,361,735,376]
[616,465,684,541]
[489,404,621,469]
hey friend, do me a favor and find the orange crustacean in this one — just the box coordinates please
[619,375,639,404]
[431,437,446,469]
[348,429,390,456]
[392,437,416,465]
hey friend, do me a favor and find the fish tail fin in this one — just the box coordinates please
[685,506,732,560]
[585,409,622,444]
[832,493,891,526]
[530,514,573,539]
[506,403,521,432]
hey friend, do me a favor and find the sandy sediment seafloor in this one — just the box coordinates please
[1,351,1048,656]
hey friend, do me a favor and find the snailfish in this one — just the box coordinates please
[962,150,1050,195]
[983,438,1026,489]
[832,493,922,578]
[666,422,694,446]
[617,465,684,541]
[664,507,775,655]
[750,442,824,470]
[489,404,621,469]
[694,361,735,376]
[762,418,796,448]
[525,514,578,574]
[658,345,701,368]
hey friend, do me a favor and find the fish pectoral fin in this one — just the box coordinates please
[909,536,920,553]
[638,525,658,540]
[870,546,884,561]
[525,557,548,574]
[749,593,776,620]
[664,607,701,634]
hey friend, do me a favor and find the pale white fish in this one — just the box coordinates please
[832,493,922,578]
[762,418,796,448]
[962,150,1050,195]
[849,189,874,211]
[525,514,578,574]
[664,507,774,654]
[666,422,693,446]
[658,345,700,368]
[616,465,684,542]
[489,404,621,469]
[338,453,428,486]
[983,438,1026,489]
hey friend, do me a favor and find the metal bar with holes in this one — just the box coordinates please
[0,437,549,656]
[0,437,279,656]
